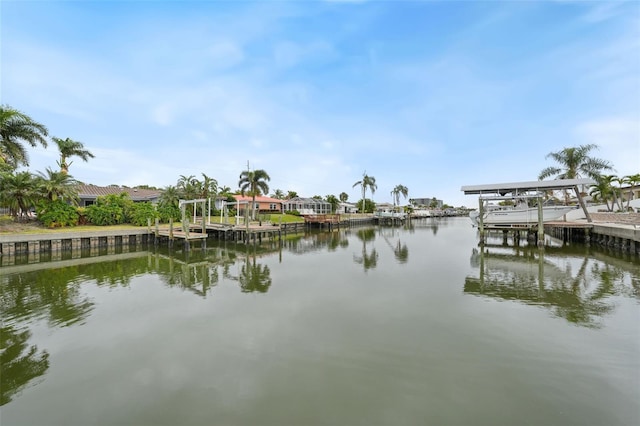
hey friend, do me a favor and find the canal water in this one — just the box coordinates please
[2,218,639,426]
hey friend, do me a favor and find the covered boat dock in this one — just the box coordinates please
[461,178,595,246]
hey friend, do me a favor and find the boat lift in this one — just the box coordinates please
[461,178,595,247]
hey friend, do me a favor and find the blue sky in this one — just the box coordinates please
[2,0,639,207]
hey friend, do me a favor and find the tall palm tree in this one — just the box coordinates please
[539,144,612,204]
[52,137,94,174]
[352,171,377,213]
[538,144,612,181]
[390,184,409,210]
[238,169,270,220]
[36,167,79,203]
[0,105,49,168]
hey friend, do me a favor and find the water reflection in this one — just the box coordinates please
[465,245,640,328]
[0,326,49,406]
[1,268,95,327]
[379,227,409,264]
[353,228,378,271]
[283,231,348,255]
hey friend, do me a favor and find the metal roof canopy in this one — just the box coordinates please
[461,178,595,196]
[461,178,595,224]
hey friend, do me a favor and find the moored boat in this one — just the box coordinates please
[469,203,576,227]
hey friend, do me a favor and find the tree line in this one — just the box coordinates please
[2,105,636,229]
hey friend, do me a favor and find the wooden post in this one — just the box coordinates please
[478,197,485,244]
[537,196,544,248]
[202,201,207,235]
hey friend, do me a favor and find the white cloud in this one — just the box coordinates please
[575,117,640,176]
[207,40,245,69]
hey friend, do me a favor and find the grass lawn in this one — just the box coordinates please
[0,213,305,235]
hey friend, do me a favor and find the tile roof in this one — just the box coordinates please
[233,195,283,203]
[76,185,162,201]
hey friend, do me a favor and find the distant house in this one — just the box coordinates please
[76,185,162,207]
[411,197,443,208]
[337,202,358,214]
[232,195,283,214]
[375,202,395,213]
[282,197,332,215]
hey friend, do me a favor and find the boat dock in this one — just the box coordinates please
[461,179,640,254]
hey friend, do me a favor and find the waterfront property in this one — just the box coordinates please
[282,197,333,215]
[232,195,283,215]
[76,184,162,206]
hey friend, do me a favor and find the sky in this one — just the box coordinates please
[2,0,639,207]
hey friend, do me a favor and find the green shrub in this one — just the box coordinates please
[128,202,158,226]
[36,200,79,228]
[157,203,180,223]
[85,193,133,225]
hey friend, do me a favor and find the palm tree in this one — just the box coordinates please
[0,105,49,168]
[339,192,348,202]
[0,171,38,220]
[36,168,79,203]
[199,173,218,199]
[52,137,94,174]
[325,194,339,213]
[352,171,377,213]
[390,184,409,211]
[286,190,298,199]
[589,177,615,212]
[271,189,285,199]
[539,144,612,181]
[177,175,199,200]
[622,173,640,210]
[238,169,270,220]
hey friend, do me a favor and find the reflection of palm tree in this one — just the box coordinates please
[1,326,50,406]
[353,228,378,271]
[380,228,409,264]
[239,256,272,293]
[394,241,409,263]
[1,270,94,328]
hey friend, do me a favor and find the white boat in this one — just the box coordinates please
[375,210,407,219]
[411,208,431,218]
[469,203,576,227]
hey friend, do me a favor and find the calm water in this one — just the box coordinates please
[2,218,639,426]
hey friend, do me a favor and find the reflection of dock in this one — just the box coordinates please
[463,246,628,328]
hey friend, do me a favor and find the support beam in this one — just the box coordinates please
[574,185,592,223]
